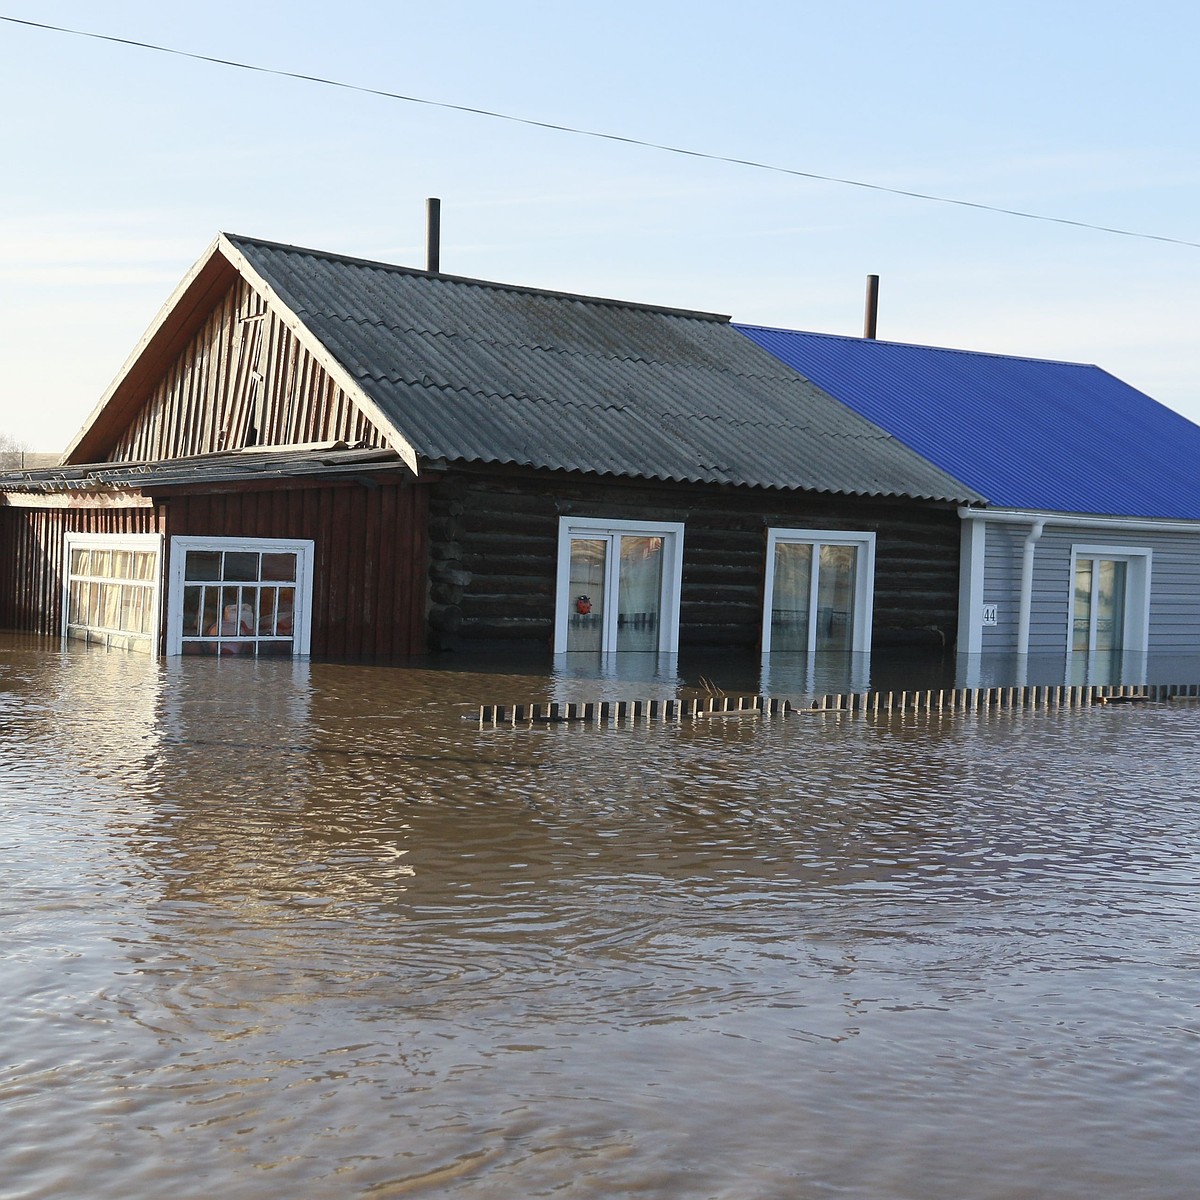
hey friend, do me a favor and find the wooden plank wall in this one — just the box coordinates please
[427,466,962,652]
[0,504,163,635]
[109,278,388,462]
[165,481,429,658]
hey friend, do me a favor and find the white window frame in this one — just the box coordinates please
[554,516,685,654]
[1066,544,1151,657]
[61,532,164,655]
[165,535,316,657]
[761,528,876,653]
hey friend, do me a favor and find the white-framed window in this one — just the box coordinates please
[166,536,315,657]
[554,517,685,653]
[761,528,876,653]
[62,533,163,655]
[1068,544,1151,658]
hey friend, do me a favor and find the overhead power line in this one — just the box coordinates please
[3,12,1198,251]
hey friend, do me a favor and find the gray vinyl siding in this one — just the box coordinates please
[1140,532,1200,648]
[979,523,1023,652]
[978,519,1200,655]
[1027,528,1074,654]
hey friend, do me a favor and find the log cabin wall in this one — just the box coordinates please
[109,279,389,462]
[0,503,163,635]
[427,465,962,653]
[162,480,429,658]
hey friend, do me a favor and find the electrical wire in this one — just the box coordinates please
[3,12,1197,251]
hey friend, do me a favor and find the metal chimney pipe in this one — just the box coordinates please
[864,274,879,339]
[426,197,441,273]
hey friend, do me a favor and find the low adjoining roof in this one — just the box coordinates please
[201,235,974,502]
[1,445,404,499]
[738,325,1200,521]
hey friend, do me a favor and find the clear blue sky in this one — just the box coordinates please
[2,1,1198,452]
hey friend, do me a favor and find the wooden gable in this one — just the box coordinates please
[63,236,410,468]
[102,276,389,463]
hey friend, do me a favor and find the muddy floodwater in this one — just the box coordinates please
[3,636,1200,1199]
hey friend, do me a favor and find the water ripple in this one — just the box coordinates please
[3,642,1200,1197]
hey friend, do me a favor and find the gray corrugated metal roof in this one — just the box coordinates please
[224,235,979,503]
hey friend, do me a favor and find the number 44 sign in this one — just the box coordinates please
[981,604,998,627]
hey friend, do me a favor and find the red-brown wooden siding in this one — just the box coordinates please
[109,278,389,462]
[0,504,164,635]
[163,482,428,658]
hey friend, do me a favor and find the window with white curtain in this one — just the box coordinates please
[554,517,684,653]
[761,528,876,653]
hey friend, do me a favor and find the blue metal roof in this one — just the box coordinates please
[736,325,1200,521]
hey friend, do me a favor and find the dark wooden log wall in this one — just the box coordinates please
[110,278,388,462]
[427,466,962,653]
[164,480,429,658]
[0,503,163,635]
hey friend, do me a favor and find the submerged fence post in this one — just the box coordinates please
[474,678,1189,733]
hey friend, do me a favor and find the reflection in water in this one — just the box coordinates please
[958,649,1200,691]
[3,635,1200,1199]
[552,646,1200,699]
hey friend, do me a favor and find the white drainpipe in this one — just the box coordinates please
[1016,518,1046,657]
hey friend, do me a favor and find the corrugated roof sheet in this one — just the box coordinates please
[223,235,978,503]
[0,445,404,495]
[737,325,1200,521]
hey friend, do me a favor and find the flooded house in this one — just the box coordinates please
[738,325,1200,684]
[0,233,979,662]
